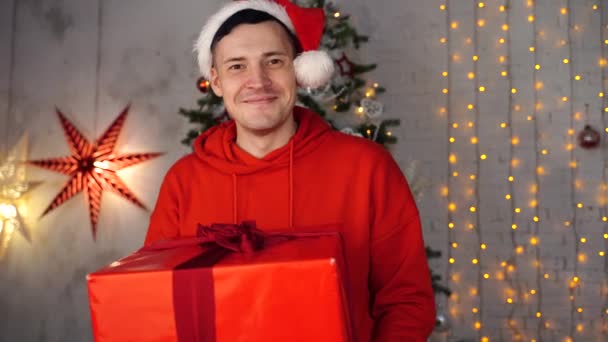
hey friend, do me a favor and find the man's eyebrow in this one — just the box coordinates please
[262,51,289,57]
[221,51,289,65]
[222,57,246,65]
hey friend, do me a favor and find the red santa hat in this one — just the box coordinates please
[195,0,334,88]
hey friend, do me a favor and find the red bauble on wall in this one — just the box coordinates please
[577,124,601,149]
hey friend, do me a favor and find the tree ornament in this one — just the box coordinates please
[434,312,451,333]
[336,52,355,78]
[577,124,601,149]
[339,127,363,138]
[197,77,210,94]
[361,98,384,118]
[27,106,163,239]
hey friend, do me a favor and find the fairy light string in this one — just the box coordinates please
[529,0,543,339]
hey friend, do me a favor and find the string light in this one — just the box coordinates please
[436,2,607,339]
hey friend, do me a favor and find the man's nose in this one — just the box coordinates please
[247,64,272,88]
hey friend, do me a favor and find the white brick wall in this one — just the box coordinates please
[1,0,607,341]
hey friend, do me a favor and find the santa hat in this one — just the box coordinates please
[195,0,334,89]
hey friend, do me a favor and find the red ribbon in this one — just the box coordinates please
[142,221,295,254]
[143,221,338,342]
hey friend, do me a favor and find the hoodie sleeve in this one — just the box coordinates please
[368,151,436,342]
[144,167,182,246]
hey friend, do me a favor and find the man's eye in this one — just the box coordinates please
[228,64,244,70]
[268,58,283,66]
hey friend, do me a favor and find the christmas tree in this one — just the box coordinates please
[177,0,450,309]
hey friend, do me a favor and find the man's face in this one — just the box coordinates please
[210,21,297,136]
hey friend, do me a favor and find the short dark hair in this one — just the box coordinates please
[210,9,303,63]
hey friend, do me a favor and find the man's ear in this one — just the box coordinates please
[210,67,223,97]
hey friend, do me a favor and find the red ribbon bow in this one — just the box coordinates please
[195,221,265,254]
[143,221,296,253]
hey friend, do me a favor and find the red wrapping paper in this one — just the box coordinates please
[87,233,352,342]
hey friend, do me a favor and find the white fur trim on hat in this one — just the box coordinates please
[195,0,294,81]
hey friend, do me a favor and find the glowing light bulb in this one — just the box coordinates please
[528,15,535,22]
[574,75,581,81]
[0,203,17,219]
[440,4,446,10]
[479,86,486,92]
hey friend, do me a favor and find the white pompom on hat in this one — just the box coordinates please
[194,0,334,89]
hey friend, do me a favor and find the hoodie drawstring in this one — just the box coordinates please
[232,173,238,224]
[289,140,294,230]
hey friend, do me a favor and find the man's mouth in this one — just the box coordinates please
[242,96,277,104]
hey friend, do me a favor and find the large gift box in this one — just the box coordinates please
[87,223,353,342]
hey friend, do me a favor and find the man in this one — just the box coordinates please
[145,0,436,341]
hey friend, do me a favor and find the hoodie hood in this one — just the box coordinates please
[193,106,331,175]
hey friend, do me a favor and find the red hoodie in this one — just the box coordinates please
[145,106,435,341]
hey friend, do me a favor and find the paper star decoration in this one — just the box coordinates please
[0,136,37,258]
[28,106,163,239]
[336,53,355,78]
